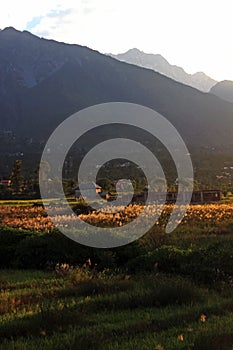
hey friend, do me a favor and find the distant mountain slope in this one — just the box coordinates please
[210,80,233,103]
[0,27,232,151]
[109,48,217,92]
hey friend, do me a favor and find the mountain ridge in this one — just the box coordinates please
[0,27,232,152]
[109,48,217,92]
[210,80,233,103]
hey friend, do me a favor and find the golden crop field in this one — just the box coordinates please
[0,203,233,233]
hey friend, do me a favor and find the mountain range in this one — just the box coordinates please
[210,80,233,103]
[0,27,233,157]
[109,48,217,92]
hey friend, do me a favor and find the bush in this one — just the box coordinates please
[126,246,190,274]
[0,227,29,267]
[126,242,233,285]
[0,227,122,270]
[14,232,94,269]
[72,202,93,215]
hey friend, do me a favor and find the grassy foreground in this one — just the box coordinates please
[1,269,233,350]
[1,201,233,349]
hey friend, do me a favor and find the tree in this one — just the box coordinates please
[39,161,51,197]
[96,178,113,192]
[63,178,77,197]
[10,160,24,193]
[150,177,167,192]
[33,162,41,197]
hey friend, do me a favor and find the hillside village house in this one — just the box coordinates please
[75,182,102,200]
[0,179,11,187]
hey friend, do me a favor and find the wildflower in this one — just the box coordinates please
[156,345,164,350]
[86,258,92,266]
[200,314,206,322]
[178,334,184,341]
[124,274,131,280]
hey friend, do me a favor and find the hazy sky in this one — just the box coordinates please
[1,0,232,81]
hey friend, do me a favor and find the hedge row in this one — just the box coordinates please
[0,227,145,270]
[1,227,233,285]
[127,243,233,284]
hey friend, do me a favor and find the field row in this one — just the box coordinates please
[0,203,233,232]
[1,269,233,350]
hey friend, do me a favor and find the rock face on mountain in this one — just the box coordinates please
[0,27,233,151]
[210,80,233,103]
[109,48,217,92]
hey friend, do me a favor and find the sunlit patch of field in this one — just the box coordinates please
[1,201,233,349]
[0,202,233,234]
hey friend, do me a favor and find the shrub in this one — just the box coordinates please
[0,227,29,267]
[72,202,93,215]
[14,232,93,269]
[126,243,233,285]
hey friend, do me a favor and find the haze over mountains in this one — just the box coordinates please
[210,80,233,103]
[0,27,233,157]
[109,48,217,92]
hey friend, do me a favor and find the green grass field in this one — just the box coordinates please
[1,269,233,350]
[0,198,78,207]
[1,201,233,349]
